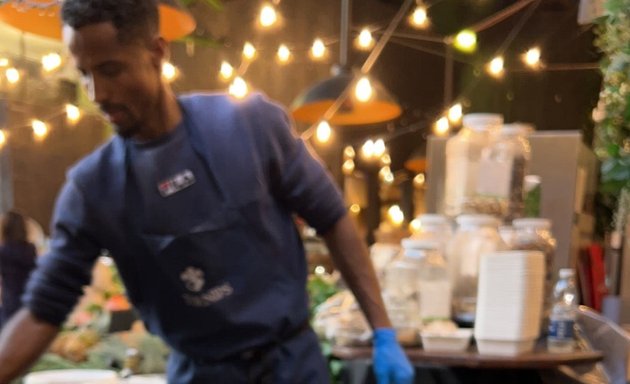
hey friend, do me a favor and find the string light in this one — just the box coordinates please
[410,218,422,234]
[0,58,8,67]
[453,30,477,53]
[277,44,292,64]
[413,173,425,187]
[243,42,257,61]
[65,104,81,123]
[388,205,404,226]
[373,138,386,158]
[379,166,391,180]
[355,77,373,102]
[381,153,391,166]
[41,52,61,72]
[315,120,332,143]
[219,61,234,80]
[355,28,375,51]
[350,204,361,214]
[228,76,249,99]
[0,130,6,147]
[259,3,278,28]
[32,119,49,141]
[342,159,355,175]
[487,56,504,78]
[310,38,327,60]
[409,4,428,29]
[448,103,463,123]
[5,67,20,84]
[161,62,178,82]
[434,117,450,136]
[523,47,541,68]
[343,146,355,159]
[361,139,375,159]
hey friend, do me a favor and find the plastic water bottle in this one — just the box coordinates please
[547,268,578,352]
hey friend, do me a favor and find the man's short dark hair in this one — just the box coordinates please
[61,0,159,44]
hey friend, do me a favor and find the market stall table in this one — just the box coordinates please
[332,343,604,384]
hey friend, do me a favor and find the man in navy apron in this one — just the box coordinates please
[0,1,413,383]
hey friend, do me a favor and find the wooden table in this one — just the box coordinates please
[332,344,603,369]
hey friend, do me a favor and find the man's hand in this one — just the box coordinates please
[373,328,414,384]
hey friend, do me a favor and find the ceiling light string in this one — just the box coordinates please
[300,0,415,141]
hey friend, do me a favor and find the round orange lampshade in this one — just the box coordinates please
[0,0,196,41]
[291,72,402,126]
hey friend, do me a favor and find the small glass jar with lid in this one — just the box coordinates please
[512,218,557,333]
[447,214,505,326]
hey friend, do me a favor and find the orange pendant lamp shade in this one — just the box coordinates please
[0,0,196,41]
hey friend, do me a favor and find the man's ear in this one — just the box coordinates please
[150,36,169,70]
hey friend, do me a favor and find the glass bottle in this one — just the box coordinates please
[547,268,579,352]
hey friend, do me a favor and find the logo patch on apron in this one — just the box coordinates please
[158,169,195,197]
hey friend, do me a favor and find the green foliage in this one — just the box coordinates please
[307,275,339,318]
[593,0,630,232]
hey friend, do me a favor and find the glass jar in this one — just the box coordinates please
[418,246,451,323]
[444,114,503,217]
[474,123,532,221]
[409,214,453,253]
[512,218,557,334]
[447,214,505,326]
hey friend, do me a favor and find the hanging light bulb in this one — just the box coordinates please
[344,146,355,159]
[388,205,404,226]
[434,117,449,136]
[361,139,375,160]
[523,47,541,68]
[32,119,49,141]
[409,4,428,29]
[350,204,361,214]
[41,52,62,72]
[259,3,278,28]
[5,67,20,84]
[355,77,373,102]
[161,62,178,82]
[229,77,249,99]
[487,56,504,78]
[410,218,422,234]
[453,30,477,53]
[310,38,327,60]
[0,58,8,67]
[373,138,386,158]
[448,103,463,123]
[381,153,391,166]
[219,61,234,80]
[379,166,391,180]
[342,159,355,175]
[277,44,292,64]
[355,28,374,51]
[0,130,6,147]
[243,42,257,60]
[315,120,332,143]
[413,173,425,187]
[65,104,81,123]
[383,172,394,184]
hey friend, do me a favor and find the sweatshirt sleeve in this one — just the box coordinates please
[22,179,102,326]
[252,95,347,234]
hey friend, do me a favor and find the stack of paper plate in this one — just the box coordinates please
[24,369,118,384]
[474,250,545,356]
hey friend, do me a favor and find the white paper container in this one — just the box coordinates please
[476,338,537,356]
[421,328,473,352]
[474,251,545,340]
[24,370,118,384]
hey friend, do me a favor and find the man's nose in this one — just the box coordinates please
[86,74,108,104]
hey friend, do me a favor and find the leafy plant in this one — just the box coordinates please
[593,0,630,232]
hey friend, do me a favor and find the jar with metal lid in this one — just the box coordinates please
[512,218,557,334]
[474,123,532,221]
[409,214,453,253]
[447,214,505,326]
[444,114,504,217]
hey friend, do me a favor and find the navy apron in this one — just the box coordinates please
[122,107,330,384]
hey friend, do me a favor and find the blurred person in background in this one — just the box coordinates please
[0,211,37,327]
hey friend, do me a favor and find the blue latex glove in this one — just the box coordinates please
[373,328,414,384]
